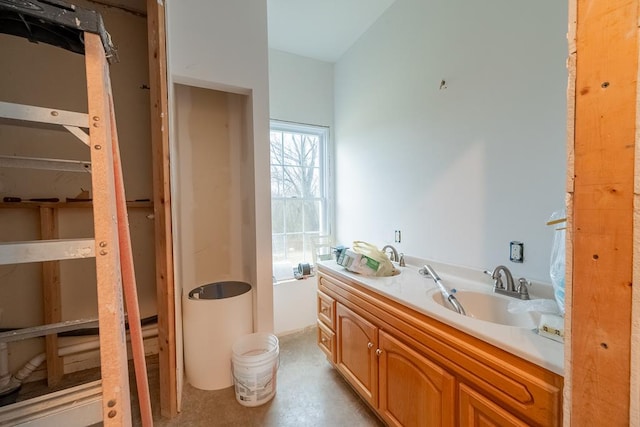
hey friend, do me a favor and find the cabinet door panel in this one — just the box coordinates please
[317,319,336,363]
[336,303,378,406]
[317,290,335,329]
[379,330,456,427]
[459,383,529,427]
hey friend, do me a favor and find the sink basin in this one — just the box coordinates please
[430,290,540,328]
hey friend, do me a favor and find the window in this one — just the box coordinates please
[270,120,331,282]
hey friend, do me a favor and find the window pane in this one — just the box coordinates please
[284,199,303,233]
[270,131,283,165]
[282,132,301,166]
[271,199,285,234]
[282,166,302,197]
[301,167,319,197]
[303,200,320,232]
[301,134,320,167]
[271,165,283,197]
[304,232,320,262]
[272,234,286,263]
[285,233,304,262]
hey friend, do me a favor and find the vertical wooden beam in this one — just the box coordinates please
[85,32,132,426]
[146,0,178,418]
[632,1,640,422]
[39,206,63,387]
[571,0,637,424]
[564,1,577,425]
[109,95,153,426]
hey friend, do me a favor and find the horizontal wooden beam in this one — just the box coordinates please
[0,101,89,128]
[0,318,99,343]
[0,238,95,265]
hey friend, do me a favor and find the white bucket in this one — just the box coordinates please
[231,332,279,407]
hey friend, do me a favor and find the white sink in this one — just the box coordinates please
[430,289,540,329]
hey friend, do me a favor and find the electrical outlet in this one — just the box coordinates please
[510,241,524,263]
[394,230,402,243]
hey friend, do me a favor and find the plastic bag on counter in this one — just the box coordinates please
[336,241,396,277]
[548,209,566,316]
[507,299,560,315]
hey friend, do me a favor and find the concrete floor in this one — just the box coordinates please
[149,326,383,426]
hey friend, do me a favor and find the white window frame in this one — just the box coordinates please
[270,120,332,282]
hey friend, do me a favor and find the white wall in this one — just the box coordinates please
[334,0,568,282]
[268,49,334,334]
[269,49,334,127]
[167,1,272,406]
[166,0,273,332]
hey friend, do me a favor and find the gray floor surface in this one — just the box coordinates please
[15,327,382,426]
[149,326,383,426]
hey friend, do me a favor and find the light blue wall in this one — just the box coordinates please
[334,0,568,282]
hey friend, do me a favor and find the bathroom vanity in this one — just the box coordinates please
[316,261,563,426]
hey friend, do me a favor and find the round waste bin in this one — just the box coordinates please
[182,281,253,390]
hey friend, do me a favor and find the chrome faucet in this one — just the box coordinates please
[382,245,399,262]
[484,265,530,300]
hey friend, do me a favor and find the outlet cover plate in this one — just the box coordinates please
[510,241,524,263]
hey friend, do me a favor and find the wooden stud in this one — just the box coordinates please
[40,207,63,386]
[109,94,153,426]
[146,0,178,417]
[631,1,640,422]
[571,0,637,424]
[85,31,132,426]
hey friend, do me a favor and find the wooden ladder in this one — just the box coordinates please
[0,31,153,427]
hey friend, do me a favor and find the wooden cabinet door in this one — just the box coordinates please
[336,303,378,407]
[317,290,335,329]
[378,330,456,427]
[459,383,529,427]
[317,319,336,363]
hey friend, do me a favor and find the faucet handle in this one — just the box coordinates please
[398,253,406,267]
[485,269,504,289]
[517,278,530,298]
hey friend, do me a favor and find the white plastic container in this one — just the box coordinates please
[231,332,279,407]
[182,282,253,390]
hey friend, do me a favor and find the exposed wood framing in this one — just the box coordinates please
[109,95,153,426]
[146,0,178,417]
[570,0,637,424]
[632,0,640,421]
[564,0,577,424]
[40,207,63,386]
[85,31,132,425]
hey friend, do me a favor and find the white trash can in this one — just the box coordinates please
[231,332,279,407]
[182,281,253,390]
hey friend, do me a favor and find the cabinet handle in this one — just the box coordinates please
[321,307,329,313]
[376,349,382,356]
[321,337,327,343]
[367,342,373,349]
